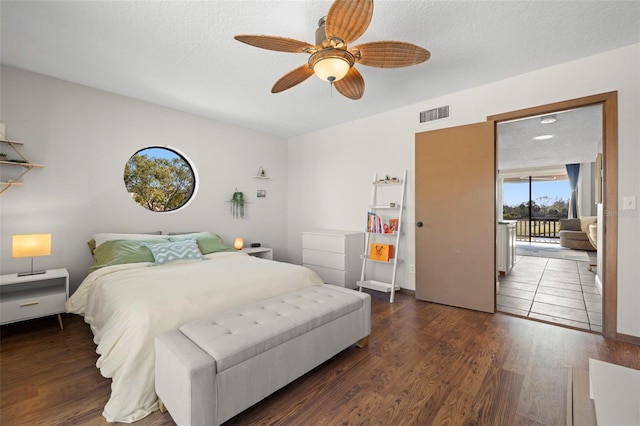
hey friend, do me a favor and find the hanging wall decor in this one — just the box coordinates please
[230,189,245,219]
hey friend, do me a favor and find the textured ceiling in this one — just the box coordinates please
[497,104,602,172]
[1,1,639,140]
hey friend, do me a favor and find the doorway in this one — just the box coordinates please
[489,92,618,339]
[495,105,602,332]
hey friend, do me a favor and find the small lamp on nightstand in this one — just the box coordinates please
[234,237,244,250]
[12,233,51,276]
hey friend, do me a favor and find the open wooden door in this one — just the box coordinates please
[415,122,496,313]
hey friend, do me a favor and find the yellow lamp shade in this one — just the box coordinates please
[234,238,244,250]
[12,234,51,258]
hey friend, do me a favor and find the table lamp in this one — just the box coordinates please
[234,237,244,250]
[12,233,51,276]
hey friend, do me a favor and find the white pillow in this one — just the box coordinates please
[165,231,213,237]
[93,232,168,248]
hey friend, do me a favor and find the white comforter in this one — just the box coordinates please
[65,252,323,423]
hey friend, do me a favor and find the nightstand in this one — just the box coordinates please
[0,268,69,329]
[240,247,273,260]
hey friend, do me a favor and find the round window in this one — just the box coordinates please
[124,147,196,212]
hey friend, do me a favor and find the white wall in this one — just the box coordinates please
[0,66,289,293]
[287,43,640,338]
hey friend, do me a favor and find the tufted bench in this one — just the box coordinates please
[154,285,371,426]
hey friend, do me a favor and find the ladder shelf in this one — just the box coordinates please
[357,170,407,303]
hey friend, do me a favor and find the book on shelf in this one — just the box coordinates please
[381,217,390,234]
[367,212,376,233]
[367,212,381,233]
[367,212,398,234]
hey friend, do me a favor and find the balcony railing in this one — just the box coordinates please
[514,218,561,242]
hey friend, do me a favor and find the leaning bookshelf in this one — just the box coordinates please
[357,169,407,302]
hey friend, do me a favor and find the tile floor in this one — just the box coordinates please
[497,248,602,333]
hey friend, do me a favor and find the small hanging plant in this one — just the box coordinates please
[230,189,245,219]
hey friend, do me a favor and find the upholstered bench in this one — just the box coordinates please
[154,285,371,426]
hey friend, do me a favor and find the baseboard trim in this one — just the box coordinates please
[615,332,640,346]
[595,274,602,296]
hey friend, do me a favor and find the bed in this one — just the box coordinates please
[65,232,324,423]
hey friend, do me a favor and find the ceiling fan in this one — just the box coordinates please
[234,0,430,100]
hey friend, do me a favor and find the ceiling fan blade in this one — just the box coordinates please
[271,65,315,93]
[352,41,431,68]
[234,35,314,53]
[334,66,365,100]
[325,0,373,45]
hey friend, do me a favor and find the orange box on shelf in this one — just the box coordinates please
[370,243,394,261]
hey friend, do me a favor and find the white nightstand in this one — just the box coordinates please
[240,247,273,260]
[0,268,69,329]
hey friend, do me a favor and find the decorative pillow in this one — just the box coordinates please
[90,238,162,271]
[166,231,203,236]
[92,232,164,248]
[168,233,235,254]
[87,239,98,258]
[580,216,597,233]
[141,239,205,265]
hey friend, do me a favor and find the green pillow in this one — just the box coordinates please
[90,239,162,272]
[168,234,235,254]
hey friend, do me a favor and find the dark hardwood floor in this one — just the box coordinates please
[1,290,639,425]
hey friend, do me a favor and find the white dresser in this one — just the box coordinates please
[302,230,364,289]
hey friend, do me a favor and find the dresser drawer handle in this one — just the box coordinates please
[19,301,40,307]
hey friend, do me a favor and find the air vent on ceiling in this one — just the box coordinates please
[419,105,450,123]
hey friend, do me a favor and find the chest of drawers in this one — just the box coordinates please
[302,230,364,289]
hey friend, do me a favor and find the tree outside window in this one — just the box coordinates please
[124,147,196,212]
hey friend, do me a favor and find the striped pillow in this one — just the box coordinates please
[142,239,204,265]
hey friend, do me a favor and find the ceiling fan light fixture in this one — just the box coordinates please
[235,0,428,98]
[309,49,355,83]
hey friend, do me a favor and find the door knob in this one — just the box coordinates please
[416,221,423,227]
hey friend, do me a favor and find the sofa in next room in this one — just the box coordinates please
[559,216,597,251]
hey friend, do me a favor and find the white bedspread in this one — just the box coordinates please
[65,252,323,423]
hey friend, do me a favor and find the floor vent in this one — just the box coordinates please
[420,105,450,123]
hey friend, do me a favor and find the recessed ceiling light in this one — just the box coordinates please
[533,134,554,140]
[540,115,556,124]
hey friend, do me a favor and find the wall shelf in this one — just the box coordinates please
[369,205,399,209]
[0,160,45,168]
[1,139,45,196]
[373,179,402,185]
